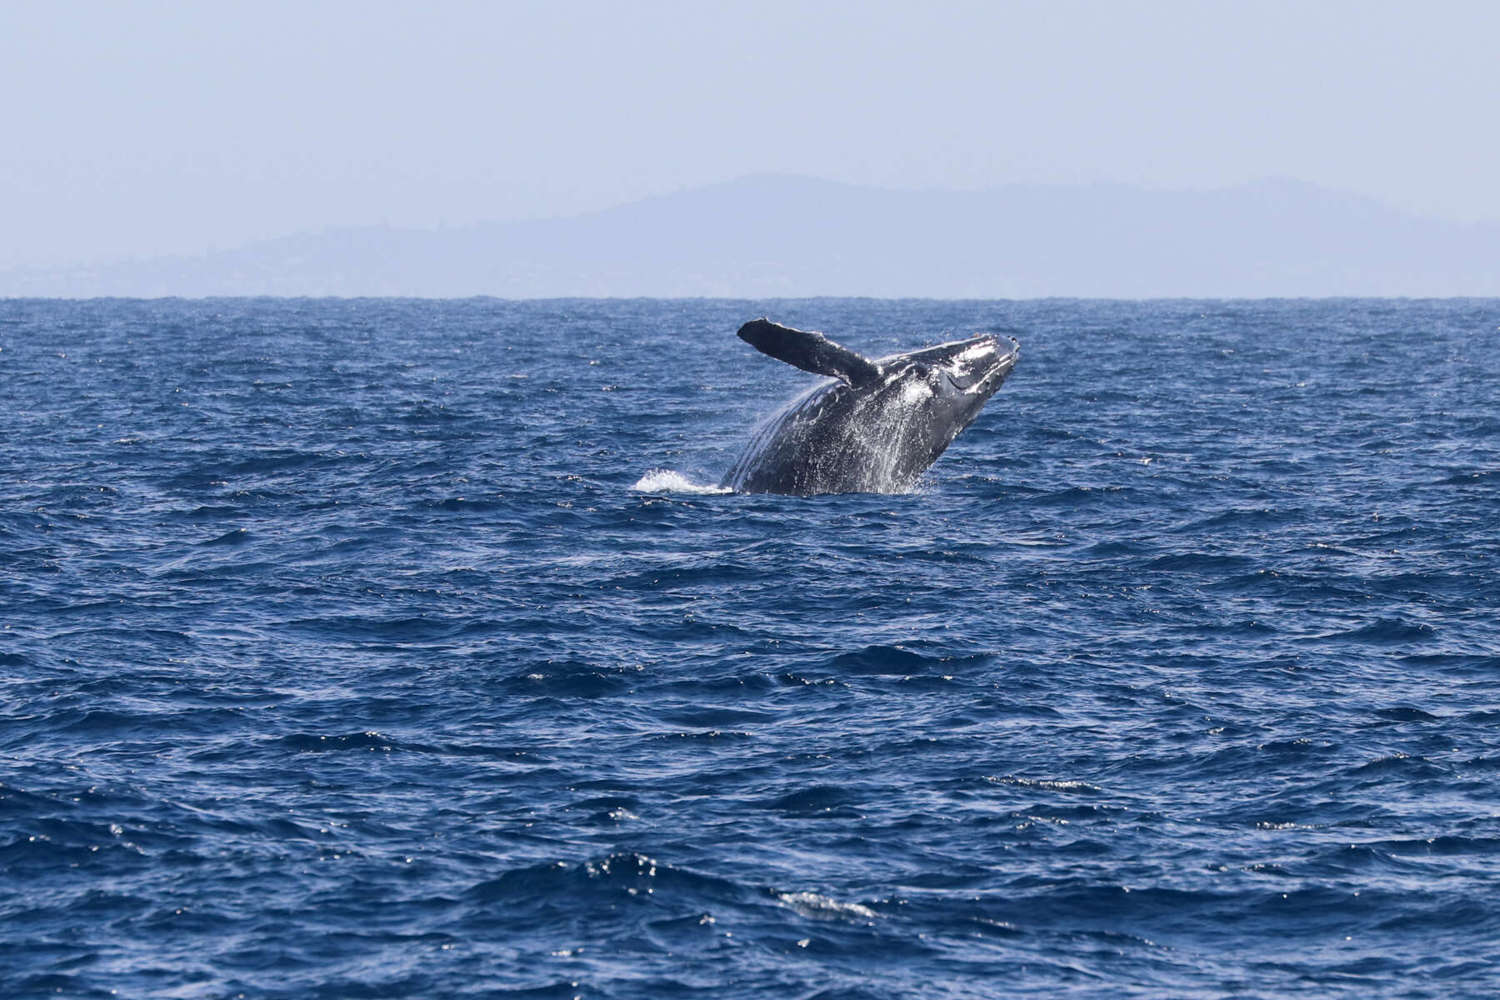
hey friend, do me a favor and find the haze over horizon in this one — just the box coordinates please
[7,173,1497,298]
[5,0,1499,289]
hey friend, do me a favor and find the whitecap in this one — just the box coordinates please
[774,890,877,921]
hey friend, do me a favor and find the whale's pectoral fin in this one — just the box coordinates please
[737,319,882,387]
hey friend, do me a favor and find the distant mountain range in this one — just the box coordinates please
[5,175,1498,297]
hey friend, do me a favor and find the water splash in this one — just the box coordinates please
[632,469,732,495]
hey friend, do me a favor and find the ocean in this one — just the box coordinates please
[2,297,1498,998]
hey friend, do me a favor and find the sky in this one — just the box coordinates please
[3,0,1498,268]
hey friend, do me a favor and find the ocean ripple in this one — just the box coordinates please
[2,297,1498,998]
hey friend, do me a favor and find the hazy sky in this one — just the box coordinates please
[4,0,1497,267]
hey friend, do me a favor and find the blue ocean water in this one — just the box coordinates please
[2,297,1498,999]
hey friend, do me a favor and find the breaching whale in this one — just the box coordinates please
[721,319,1019,495]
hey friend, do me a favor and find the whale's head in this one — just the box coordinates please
[873,333,1020,460]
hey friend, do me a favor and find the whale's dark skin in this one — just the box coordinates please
[722,319,1019,495]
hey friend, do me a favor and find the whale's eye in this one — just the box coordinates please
[911,364,933,380]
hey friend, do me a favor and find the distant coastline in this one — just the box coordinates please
[4,175,1498,299]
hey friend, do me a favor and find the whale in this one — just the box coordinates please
[721,319,1019,495]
